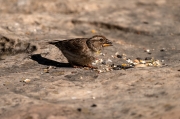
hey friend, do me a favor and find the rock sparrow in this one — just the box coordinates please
[48,35,112,68]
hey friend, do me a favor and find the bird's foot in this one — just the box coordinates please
[86,65,98,69]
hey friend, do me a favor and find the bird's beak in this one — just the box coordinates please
[102,40,113,47]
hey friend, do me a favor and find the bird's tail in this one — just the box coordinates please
[48,40,63,49]
[48,40,60,45]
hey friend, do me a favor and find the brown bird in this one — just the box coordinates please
[48,35,112,68]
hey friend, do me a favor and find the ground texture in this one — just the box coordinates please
[0,0,180,119]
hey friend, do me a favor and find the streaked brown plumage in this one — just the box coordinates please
[48,35,112,68]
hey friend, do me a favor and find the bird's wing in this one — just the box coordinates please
[61,38,88,55]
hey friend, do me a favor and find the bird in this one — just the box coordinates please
[48,35,112,68]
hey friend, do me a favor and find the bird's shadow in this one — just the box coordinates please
[30,54,72,67]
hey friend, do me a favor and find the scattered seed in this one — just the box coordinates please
[100,53,105,56]
[92,62,97,65]
[133,59,140,64]
[144,49,151,54]
[43,69,49,73]
[99,59,103,63]
[23,79,31,83]
[48,66,52,70]
[139,60,146,64]
[126,58,133,64]
[111,55,115,58]
[97,69,103,73]
[113,67,121,70]
[145,49,150,53]
[107,59,112,63]
[105,67,111,71]
[122,54,126,56]
[115,52,119,55]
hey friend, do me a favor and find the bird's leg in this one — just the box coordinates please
[69,62,81,68]
[86,65,98,69]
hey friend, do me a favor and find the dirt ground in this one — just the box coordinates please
[1,0,180,119]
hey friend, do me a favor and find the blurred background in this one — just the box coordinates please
[1,0,179,40]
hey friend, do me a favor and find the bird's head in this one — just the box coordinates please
[86,35,112,52]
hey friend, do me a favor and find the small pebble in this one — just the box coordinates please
[145,57,152,60]
[91,104,97,107]
[101,61,106,65]
[111,64,115,67]
[117,55,122,58]
[160,48,165,52]
[77,108,82,112]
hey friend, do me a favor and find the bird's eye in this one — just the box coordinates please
[100,38,104,42]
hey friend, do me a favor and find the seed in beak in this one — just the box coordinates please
[103,41,112,47]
